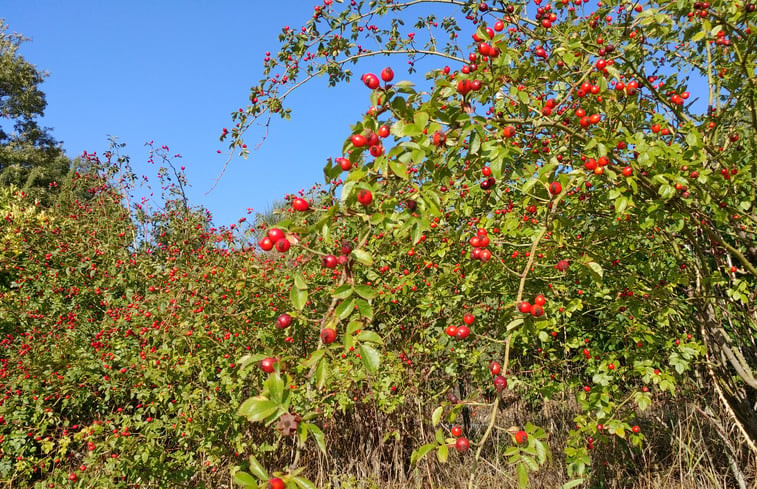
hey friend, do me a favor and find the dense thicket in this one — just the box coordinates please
[1,1,756,488]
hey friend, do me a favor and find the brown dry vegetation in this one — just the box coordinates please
[229,388,756,489]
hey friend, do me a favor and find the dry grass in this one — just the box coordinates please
[281,393,756,489]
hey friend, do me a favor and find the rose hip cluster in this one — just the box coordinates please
[469,228,492,262]
[518,293,547,318]
[258,228,290,253]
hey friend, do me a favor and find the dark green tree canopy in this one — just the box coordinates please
[0,19,68,190]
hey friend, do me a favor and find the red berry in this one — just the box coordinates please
[260,357,277,373]
[363,73,380,89]
[357,189,373,206]
[455,436,470,453]
[259,237,274,251]
[268,478,286,489]
[457,79,473,95]
[322,254,338,269]
[267,228,285,243]
[514,430,528,444]
[276,313,292,329]
[292,198,309,211]
[321,328,337,344]
[489,361,501,375]
[275,238,291,252]
[351,134,367,147]
[336,157,352,171]
[455,325,471,340]
[380,67,394,82]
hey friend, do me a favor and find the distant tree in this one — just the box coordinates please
[0,19,69,193]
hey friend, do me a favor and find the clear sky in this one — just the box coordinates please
[2,1,412,227]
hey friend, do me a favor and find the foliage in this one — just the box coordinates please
[0,19,69,194]
[225,0,756,487]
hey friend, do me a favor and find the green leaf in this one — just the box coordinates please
[315,358,328,390]
[292,476,317,489]
[354,284,377,300]
[307,423,327,456]
[410,443,436,465]
[414,111,429,129]
[360,344,381,374]
[517,462,529,488]
[343,333,354,351]
[238,397,279,423]
[522,454,539,471]
[332,284,353,299]
[534,439,547,464]
[561,479,586,489]
[324,159,342,181]
[636,392,652,411]
[351,249,373,265]
[356,299,373,320]
[336,297,356,320]
[356,330,383,344]
[389,159,409,180]
[290,287,307,311]
[469,131,481,156]
[247,454,268,480]
[302,349,325,368]
[346,320,363,335]
[341,180,356,203]
[402,123,422,137]
[413,222,428,246]
[517,90,530,105]
[435,428,445,444]
[437,443,449,463]
[293,274,307,290]
[264,373,285,402]
[615,196,629,215]
[586,262,603,281]
[521,177,538,195]
[658,184,676,201]
[507,318,524,331]
[233,471,257,487]
[686,130,700,148]
[422,192,441,217]
[432,406,443,427]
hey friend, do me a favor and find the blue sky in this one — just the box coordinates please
[2,1,414,226]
